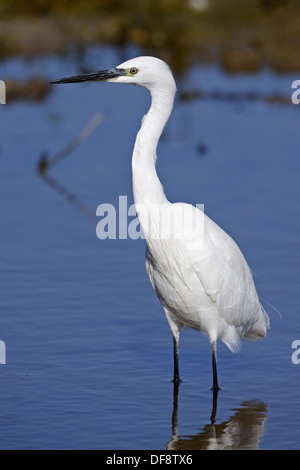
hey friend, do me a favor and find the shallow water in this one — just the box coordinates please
[0,46,299,450]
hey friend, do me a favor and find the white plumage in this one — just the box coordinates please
[51,56,270,390]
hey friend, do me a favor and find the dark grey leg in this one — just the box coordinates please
[173,335,181,384]
[211,341,220,391]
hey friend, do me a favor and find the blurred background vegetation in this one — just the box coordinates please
[0,0,299,100]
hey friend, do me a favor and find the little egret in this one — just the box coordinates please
[51,56,270,390]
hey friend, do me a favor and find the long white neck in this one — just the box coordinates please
[132,85,175,207]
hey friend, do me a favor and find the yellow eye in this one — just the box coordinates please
[130,68,138,75]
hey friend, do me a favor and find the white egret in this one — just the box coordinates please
[50,56,270,390]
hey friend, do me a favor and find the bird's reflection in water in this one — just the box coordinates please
[168,384,267,450]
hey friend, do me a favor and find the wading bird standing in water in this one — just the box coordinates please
[51,56,270,391]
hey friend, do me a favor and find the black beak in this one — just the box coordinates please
[49,68,125,85]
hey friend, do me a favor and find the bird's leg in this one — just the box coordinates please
[171,378,180,437]
[211,341,220,391]
[173,334,181,384]
[210,386,219,425]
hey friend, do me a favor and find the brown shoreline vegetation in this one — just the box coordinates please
[1,0,299,102]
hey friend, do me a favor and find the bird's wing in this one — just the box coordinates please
[171,203,262,328]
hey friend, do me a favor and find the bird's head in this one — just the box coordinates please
[50,56,176,96]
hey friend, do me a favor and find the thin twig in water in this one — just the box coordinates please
[38,112,104,223]
[39,112,104,172]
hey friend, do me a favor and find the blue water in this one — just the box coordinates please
[0,46,299,449]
